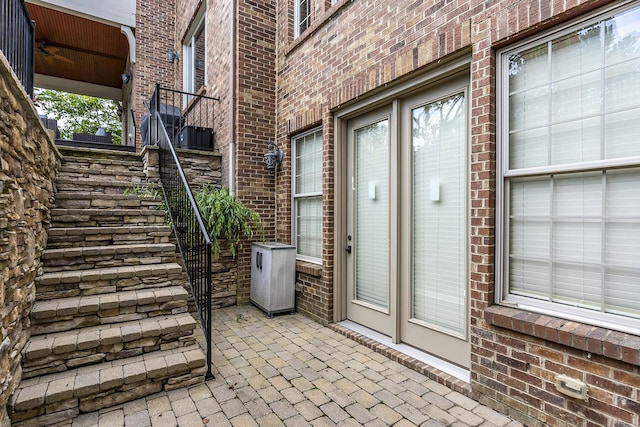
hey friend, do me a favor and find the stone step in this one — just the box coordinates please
[46,225,172,248]
[53,192,162,210]
[9,344,206,426]
[30,286,189,335]
[58,166,147,184]
[42,243,178,272]
[57,145,142,163]
[35,262,186,300]
[50,208,167,228]
[55,176,145,194]
[57,167,147,183]
[22,313,198,379]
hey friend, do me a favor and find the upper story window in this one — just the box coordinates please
[497,1,640,334]
[293,128,323,263]
[294,0,311,38]
[183,10,206,94]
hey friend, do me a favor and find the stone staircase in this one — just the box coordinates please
[9,146,206,426]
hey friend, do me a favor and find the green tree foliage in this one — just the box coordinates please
[35,89,122,144]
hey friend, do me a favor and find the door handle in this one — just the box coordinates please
[345,245,352,254]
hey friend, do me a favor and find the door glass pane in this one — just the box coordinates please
[355,120,389,309]
[412,93,465,335]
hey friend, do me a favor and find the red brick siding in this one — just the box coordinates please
[133,0,176,150]
[175,0,232,183]
[274,0,639,425]
[234,0,278,303]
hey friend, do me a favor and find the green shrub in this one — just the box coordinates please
[195,185,264,258]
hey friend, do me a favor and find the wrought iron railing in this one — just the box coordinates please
[144,84,219,151]
[149,84,220,379]
[0,0,34,97]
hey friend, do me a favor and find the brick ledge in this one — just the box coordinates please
[329,324,472,397]
[485,305,640,367]
[296,260,322,277]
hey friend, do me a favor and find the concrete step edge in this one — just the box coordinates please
[47,225,171,237]
[42,243,176,260]
[23,313,198,363]
[36,262,183,286]
[50,208,166,216]
[10,344,206,417]
[31,286,189,321]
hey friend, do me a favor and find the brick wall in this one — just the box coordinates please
[233,0,278,304]
[274,0,639,425]
[133,0,176,150]
[0,54,60,426]
[173,0,277,304]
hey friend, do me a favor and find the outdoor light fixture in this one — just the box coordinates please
[121,72,131,84]
[264,143,283,170]
[167,50,180,63]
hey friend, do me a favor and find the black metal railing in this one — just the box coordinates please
[149,84,219,380]
[143,84,219,151]
[0,0,34,97]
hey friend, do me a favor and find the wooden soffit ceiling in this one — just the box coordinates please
[27,3,129,90]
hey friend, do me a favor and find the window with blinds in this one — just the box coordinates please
[498,2,640,332]
[294,129,323,263]
[354,120,390,309]
[412,94,466,335]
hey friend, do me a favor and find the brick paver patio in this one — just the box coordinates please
[67,305,523,427]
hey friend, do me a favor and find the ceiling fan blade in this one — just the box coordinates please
[52,54,74,64]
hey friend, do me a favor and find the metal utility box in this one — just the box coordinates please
[250,242,296,318]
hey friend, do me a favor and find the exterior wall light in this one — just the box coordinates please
[121,72,131,84]
[264,143,283,170]
[167,50,180,63]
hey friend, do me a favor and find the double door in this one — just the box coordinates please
[344,74,470,368]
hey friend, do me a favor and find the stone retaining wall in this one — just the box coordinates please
[0,54,61,426]
[142,145,236,309]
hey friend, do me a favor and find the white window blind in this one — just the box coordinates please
[501,2,640,328]
[355,120,389,309]
[412,94,466,335]
[294,129,323,262]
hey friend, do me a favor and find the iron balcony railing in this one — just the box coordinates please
[149,84,220,380]
[0,0,34,97]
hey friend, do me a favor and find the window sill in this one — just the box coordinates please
[485,305,640,367]
[296,260,322,277]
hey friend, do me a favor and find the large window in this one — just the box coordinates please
[183,12,206,94]
[497,2,640,333]
[294,0,311,38]
[293,128,323,263]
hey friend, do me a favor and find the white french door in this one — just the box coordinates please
[346,107,396,336]
[344,73,470,368]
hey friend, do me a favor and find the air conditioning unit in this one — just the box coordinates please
[180,126,213,151]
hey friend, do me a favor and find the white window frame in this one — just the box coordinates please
[496,0,640,335]
[293,127,323,264]
[294,0,311,38]
[183,8,206,95]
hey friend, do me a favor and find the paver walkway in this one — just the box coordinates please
[67,305,523,427]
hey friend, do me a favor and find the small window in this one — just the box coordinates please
[497,2,640,334]
[293,128,323,263]
[294,0,311,38]
[183,12,206,94]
